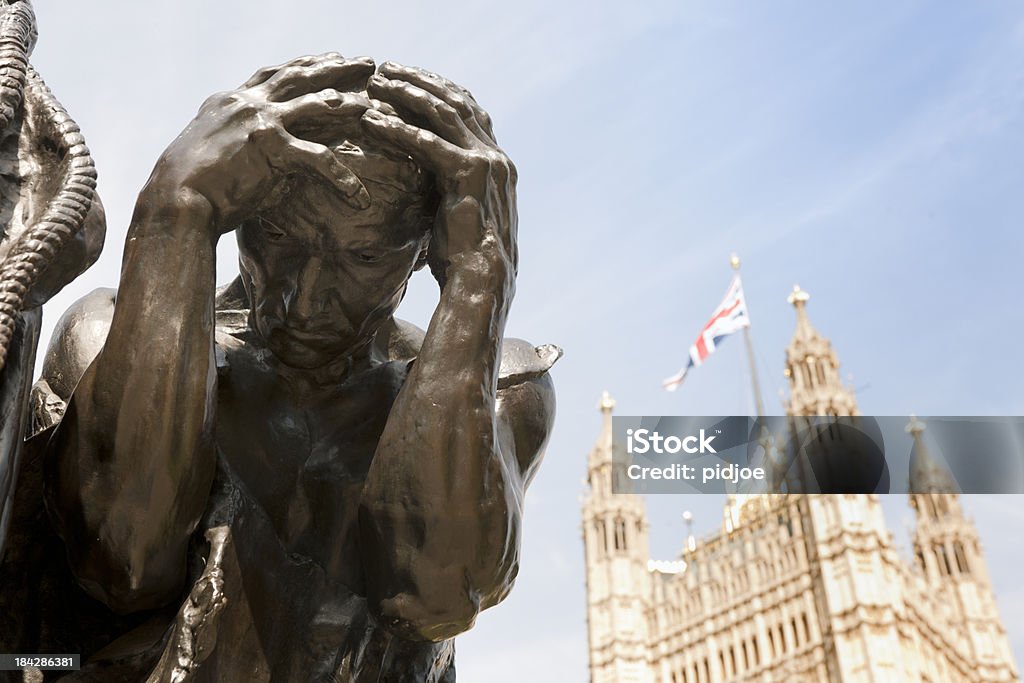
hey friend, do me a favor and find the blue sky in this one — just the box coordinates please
[29,1,1024,679]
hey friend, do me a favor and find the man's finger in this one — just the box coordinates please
[274,136,371,210]
[277,89,373,139]
[377,62,495,143]
[366,75,473,148]
[359,109,464,177]
[241,53,327,88]
[262,56,375,102]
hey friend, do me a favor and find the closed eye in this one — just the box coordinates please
[257,216,287,241]
[356,251,383,264]
[348,248,387,264]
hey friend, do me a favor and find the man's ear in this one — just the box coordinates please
[414,245,428,272]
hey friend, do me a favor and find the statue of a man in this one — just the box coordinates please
[22,54,557,681]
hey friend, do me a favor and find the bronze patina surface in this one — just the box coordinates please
[0,9,558,679]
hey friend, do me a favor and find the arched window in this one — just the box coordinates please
[936,544,952,575]
[802,613,811,642]
[768,628,776,657]
[752,637,760,665]
[954,541,970,574]
[596,520,608,555]
[614,517,627,551]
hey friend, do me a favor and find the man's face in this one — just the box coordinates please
[237,150,430,369]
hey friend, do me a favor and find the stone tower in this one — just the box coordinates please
[582,392,654,683]
[781,286,908,681]
[907,418,1019,682]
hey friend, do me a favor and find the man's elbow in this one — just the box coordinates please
[371,562,519,642]
[67,533,187,615]
[374,590,481,642]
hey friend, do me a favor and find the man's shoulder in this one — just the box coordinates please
[376,317,562,388]
[32,288,117,431]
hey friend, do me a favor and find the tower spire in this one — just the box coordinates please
[783,284,859,417]
[907,416,959,494]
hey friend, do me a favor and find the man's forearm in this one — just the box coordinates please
[45,184,219,613]
[361,253,521,640]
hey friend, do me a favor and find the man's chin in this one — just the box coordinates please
[266,336,348,370]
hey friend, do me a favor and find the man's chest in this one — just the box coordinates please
[211,344,407,577]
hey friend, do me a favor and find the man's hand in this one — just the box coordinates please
[151,53,381,232]
[362,63,518,292]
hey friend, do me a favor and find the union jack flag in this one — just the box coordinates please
[663,275,750,391]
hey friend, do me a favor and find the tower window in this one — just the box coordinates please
[936,544,952,575]
[596,520,608,555]
[954,541,970,574]
[614,518,627,551]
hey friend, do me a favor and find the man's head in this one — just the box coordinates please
[237,136,437,369]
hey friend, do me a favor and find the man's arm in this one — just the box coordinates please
[358,64,554,641]
[44,54,378,613]
[44,184,219,613]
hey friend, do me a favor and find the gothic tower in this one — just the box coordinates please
[783,285,858,418]
[908,418,1019,682]
[782,285,910,682]
[582,392,654,683]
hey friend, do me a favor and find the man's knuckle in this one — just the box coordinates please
[318,89,345,108]
[247,119,279,144]
[435,101,460,124]
[415,129,437,146]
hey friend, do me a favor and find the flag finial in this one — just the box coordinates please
[730,253,741,271]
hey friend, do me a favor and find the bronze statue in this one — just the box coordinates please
[1,7,559,679]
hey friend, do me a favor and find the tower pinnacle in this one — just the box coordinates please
[907,416,959,494]
[783,285,859,417]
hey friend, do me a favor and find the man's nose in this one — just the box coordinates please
[283,258,333,327]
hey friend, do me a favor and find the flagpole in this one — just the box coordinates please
[731,254,766,419]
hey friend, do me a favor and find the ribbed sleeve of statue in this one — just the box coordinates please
[356,62,555,642]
